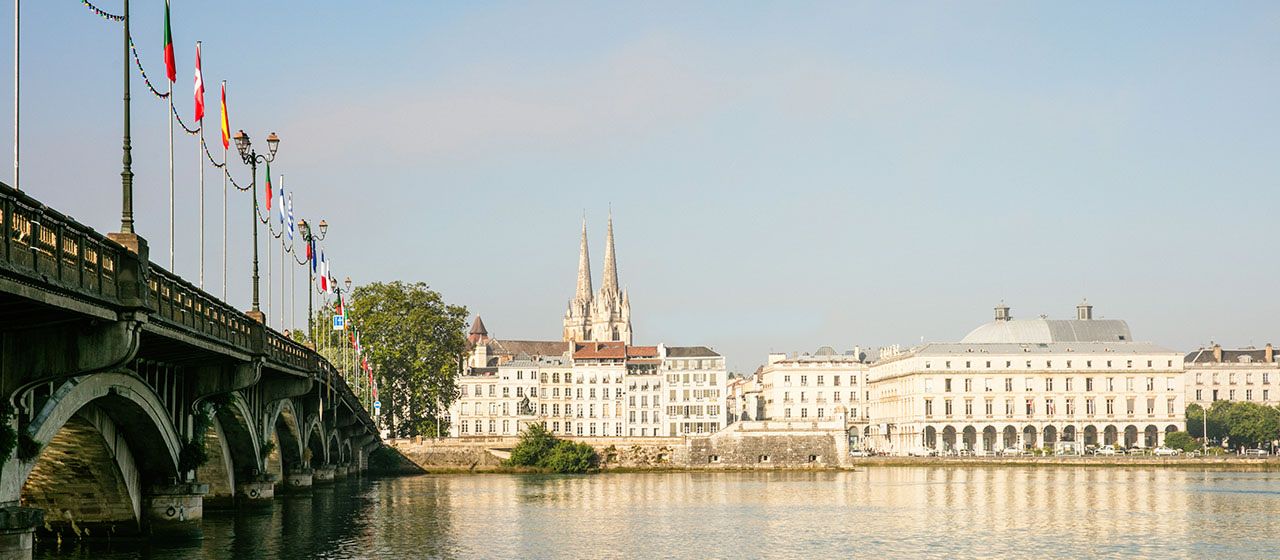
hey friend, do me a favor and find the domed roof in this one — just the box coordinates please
[960,319,1132,344]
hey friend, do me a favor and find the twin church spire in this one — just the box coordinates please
[565,213,632,344]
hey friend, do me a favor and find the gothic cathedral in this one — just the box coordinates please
[563,214,632,344]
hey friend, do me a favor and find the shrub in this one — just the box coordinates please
[1164,431,1197,452]
[504,424,597,473]
[540,440,597,474]
[507,424,558,467]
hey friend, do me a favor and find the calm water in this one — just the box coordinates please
[35,468,1280,559]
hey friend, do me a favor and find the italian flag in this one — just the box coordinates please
[163,1,176,83]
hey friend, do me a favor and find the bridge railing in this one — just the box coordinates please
[148,265,254,348]
[0,183,121,301]
[265,326,315,371]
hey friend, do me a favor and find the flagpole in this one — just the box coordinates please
[221,82,227,301]
[197,41,204,290]
[12,0,18,191]
[279,174,284,332]
[169,79,174,270]
[266,211,271,326]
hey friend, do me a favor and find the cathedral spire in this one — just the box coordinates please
[601,211,619,297]
[575,216,593,304]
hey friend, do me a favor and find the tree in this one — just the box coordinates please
[541,440,596,474]
[351,281,468,437]
[1206,400,1235,442]
[1186,403,1205,439]
[1164,431,1197,452]
[1226,402,1279,448]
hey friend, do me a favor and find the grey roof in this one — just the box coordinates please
[1185,347,1277,364]
[960,319,1132,344]
[666,346,720,358]
[469,316,488,336]
[487,339,570,358]
[909,341,1177,356]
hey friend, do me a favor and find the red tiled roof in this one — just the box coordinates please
[627,346,659,357]
[573,341,627,359]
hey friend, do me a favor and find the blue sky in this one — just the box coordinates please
[4,1,1280,371]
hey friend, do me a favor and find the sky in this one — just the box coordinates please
[4,1,1280,373]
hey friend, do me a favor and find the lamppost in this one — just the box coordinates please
[232,130,279,319]
[297,218,327,341]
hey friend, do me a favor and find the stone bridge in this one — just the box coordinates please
[0,182,380,555]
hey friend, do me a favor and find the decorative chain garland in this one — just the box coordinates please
[128,35,170,99]
[81,0,125,21]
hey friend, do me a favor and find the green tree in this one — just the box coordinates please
[508,424,558,467]
[1226,402,1279,448]
[343,281,468,437]
[1164,431,1197,452]
[1206,400,1235,442]
[1186,403,1205,439]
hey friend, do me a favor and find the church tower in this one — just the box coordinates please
[589,213,631,344]
[563,218,593,342]
[562,214,632,344]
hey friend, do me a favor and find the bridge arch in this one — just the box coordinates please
[195,394,262,508]
[6,372,183,538]
[327,432,342,466]
[264,399,305,479]
[303,416,326,467]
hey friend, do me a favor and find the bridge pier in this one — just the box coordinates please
[0,506,43,560]
[280,468,313,493]
[234,474,278,509]
[143,483,208,540]
[313,465,336,485]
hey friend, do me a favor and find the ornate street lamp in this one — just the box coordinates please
[298,218,328,341]
[234,130,279,318]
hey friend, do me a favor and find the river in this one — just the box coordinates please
[34,467,1280,559]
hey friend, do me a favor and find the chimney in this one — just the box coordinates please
[1213,344,1222,363]
[1267,343,1274,363]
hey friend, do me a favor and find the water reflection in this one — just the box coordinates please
[34,468,1280,559]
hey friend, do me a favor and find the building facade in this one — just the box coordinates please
[1184,344,1280,407]
[663,346,728,435]
[866,301,1185,454]
[758,347,873,425]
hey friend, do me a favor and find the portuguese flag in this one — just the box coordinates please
[163,1,176,83]
[265,162,273,211]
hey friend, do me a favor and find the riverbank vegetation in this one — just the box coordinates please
[1187,401,1280,449]
[505,425,598,473]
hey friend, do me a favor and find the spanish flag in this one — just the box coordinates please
[220,81,230,150]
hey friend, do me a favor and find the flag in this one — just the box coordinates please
[318,251,328,292]
[193,42,204,121]
[335,296,342,317]
[278,180,286,225]
[265,163,272,211]
[220,82,230,149]
[286,194,294,242]
[308,239,316,272]
[163,1,176,83]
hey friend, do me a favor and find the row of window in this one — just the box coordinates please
[779,374,861,386]
[781,407,858,420]
[1194,372,1273,385]
[925,376,1177,394]
[665,373,721,385]
[1195,389,1273,402]
[922,396,1178,417]
[780,391,863,403]
[925,359,1175,370]
[667,405,720,418]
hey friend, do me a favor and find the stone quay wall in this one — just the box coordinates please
[391,423,852,471]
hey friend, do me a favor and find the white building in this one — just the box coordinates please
[866,301,1185,454]
[663,346,727,435]
[1184,344,1280,407]
[758,347,872,425]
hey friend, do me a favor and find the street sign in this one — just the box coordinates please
[332,315,345,330]
[373,400,381,409]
